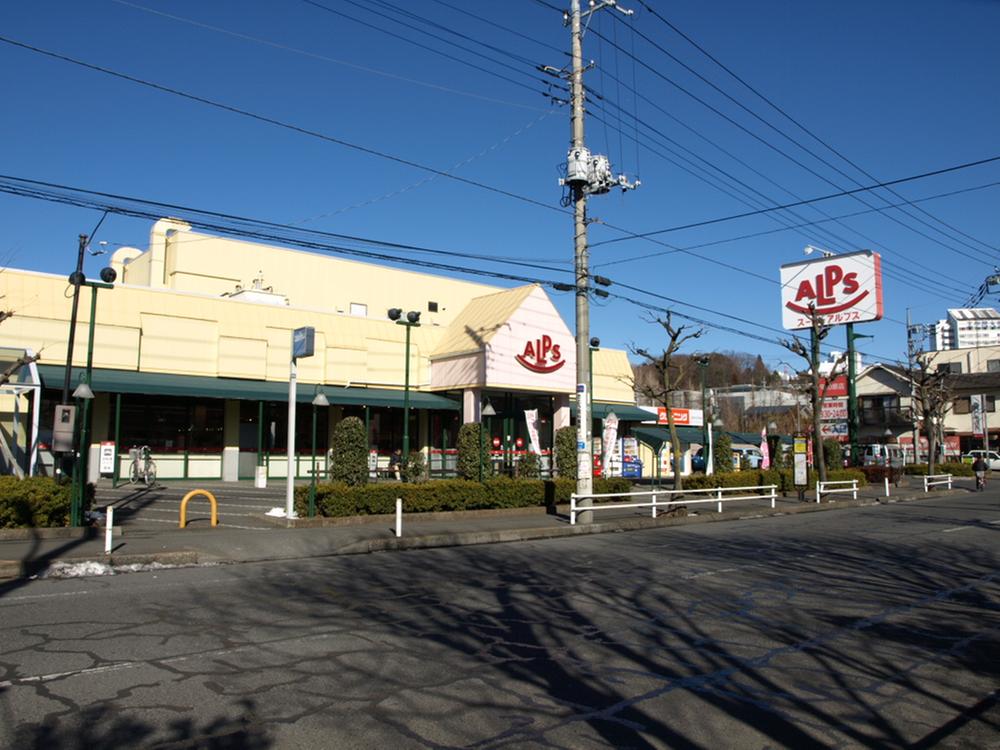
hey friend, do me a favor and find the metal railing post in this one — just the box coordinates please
[651,493,657,519]
[852,479,858,501]
[816,482,822,503]
[884,476,890,497]
[948,475,953,490]
[570,494,577,526]
[395,497,402,538]
[923,475,929,493]
[717,488,723,513]
[770,484,776,509]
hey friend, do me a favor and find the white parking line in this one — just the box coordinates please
[942,526,973,533]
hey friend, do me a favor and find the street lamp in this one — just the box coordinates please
[480,398,496,482]
[71,380,94,527]
[696,355,710,452]
[589,337,600,474]
[308,388,329,518]
[388,308,421,468]
[68,266,116,526]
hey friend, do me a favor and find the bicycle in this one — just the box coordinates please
[129,445,157,486]
[975,471,986,492]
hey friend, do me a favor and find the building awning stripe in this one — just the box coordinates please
[37,365,461,410]
[570,402,653,422]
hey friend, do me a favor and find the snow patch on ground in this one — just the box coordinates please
[40,560,198,579]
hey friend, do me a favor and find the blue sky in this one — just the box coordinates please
[1,0,998,370]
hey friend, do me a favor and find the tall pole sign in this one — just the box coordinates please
[781,250,884,466]
[286,326,315,519]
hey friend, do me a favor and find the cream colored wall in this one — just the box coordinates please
[926,346,1000,374]
[593,349,635,403]
[137,227,501,328]
[0,267,637,402]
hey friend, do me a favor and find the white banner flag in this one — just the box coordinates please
[524,409,541,455]
[602,412,620,475]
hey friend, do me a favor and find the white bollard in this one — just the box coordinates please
[717,488,723,513]
[395,498,402,538]
[770,484,776,509]
[651,493,657,519]
[570,494,577,526]
[104,506,114,554]
[852,480,858,501]
[884,476,890,497]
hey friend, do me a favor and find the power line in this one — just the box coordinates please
[591,154,1000,246]
[0,35,567,218]
[596,18,1000,266]
[636,0,1000,258]
[108,0,550,113]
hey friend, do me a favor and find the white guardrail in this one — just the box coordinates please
[569,485,777,526]
[923,474,953,492]
[815,479,858,503]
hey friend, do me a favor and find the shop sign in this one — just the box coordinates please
[820,422,849,441]
[820,399,848,421]
[99,441,116,474]
[515,334,564,374]
[656,407,704,427]
[780,250,883,329]
[819,376,849,398]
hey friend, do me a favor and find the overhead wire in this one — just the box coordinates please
[635,0,1000,258]
[595,18,1000,267]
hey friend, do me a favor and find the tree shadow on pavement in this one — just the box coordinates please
[13,699,271,750]
[148,517,1000,749]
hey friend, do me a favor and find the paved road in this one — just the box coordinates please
[1,491,997,748]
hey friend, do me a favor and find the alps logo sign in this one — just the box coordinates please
[515,335,565,374]
[779,251,883,330]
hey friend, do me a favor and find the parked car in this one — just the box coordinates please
[691,449,706,472]
[732,447,763,470]
[861,443,904,468]
[961,450,1000,470]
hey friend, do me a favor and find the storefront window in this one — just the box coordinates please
[119,395,224,453]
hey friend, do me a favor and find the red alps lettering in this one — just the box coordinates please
[515,334,566,374]
[787,263,869,316]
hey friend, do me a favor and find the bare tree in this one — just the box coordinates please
[906,351,953,474]
[632,312,704,490]
[779,307,847,484]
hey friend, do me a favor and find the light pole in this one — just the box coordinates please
[70,381,94,527]
[388,308,421,468]
[480,399,496,482]
[696,355,710,453]
[309,388,329,518]
[70,267,116,526]
[589,337,600,474]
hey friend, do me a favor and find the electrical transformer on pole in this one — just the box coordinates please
[550,0,639,521]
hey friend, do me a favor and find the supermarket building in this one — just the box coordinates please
[0,219,645,482]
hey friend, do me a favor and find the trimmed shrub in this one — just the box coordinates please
[555,426,577,479]
[404,451,426,483]
[904,462,972,477]
[328,416,368,485]
[680,468,867,495]
[0,477,92,528]
[295,475,637,518]
[823,440,843,471]
[456,422,492,480]
[518,451,541,479]
[713,432,733,473]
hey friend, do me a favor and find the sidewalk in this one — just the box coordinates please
[0,478,972,580]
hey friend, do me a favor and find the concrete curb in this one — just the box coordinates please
[0,486,968,580]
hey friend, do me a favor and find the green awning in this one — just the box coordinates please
[729,431,792,446]
[632,425,706,452]
[571,402,654,422]
[37,365,460,410]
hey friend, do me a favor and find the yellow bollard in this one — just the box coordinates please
[179,489,218,529]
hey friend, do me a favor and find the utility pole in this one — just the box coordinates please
[906,308,920,464]
[554,0,638,521]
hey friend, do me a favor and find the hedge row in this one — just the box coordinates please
[0,477,92,528]
[296,476,634,518]
[903,462,973,477]
[681,468,867,493]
